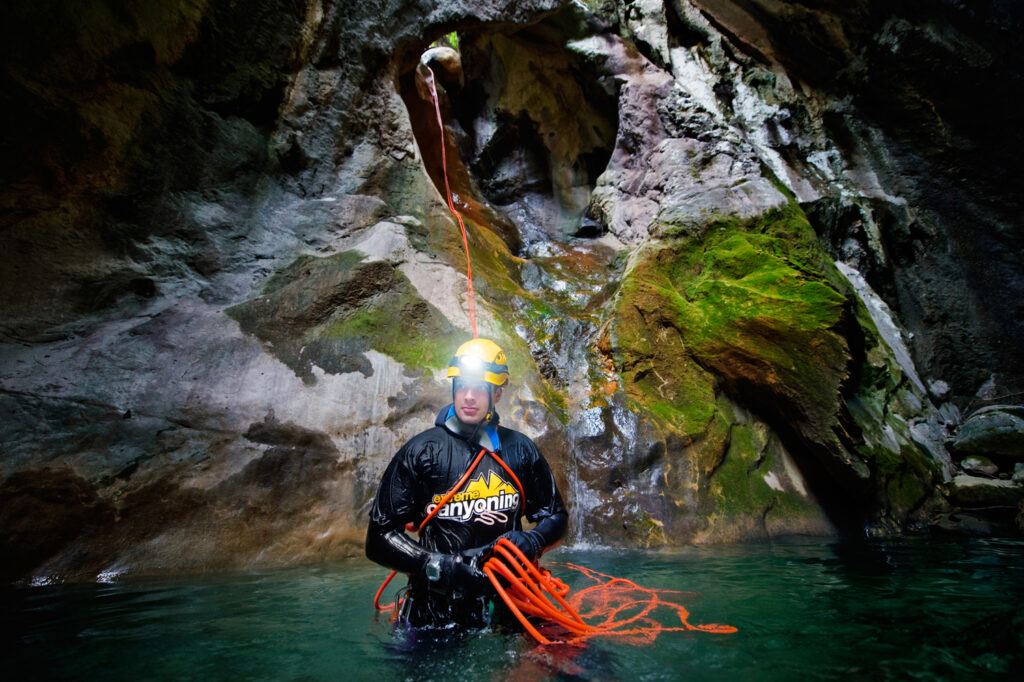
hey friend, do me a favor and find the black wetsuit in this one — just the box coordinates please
[366,405,567,628]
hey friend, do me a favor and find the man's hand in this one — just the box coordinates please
[498,529,545,562]
[424,552,492,596]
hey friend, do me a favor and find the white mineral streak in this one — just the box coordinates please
[573,25,789,245]
[835,261,927,394]
[763,471,784,492]
[780,446,809,497]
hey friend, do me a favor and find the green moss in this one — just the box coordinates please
[229,249,466,380]
[708,424,820,520]
[612,269,718,436]
[856,444,902,477]
[709,425,774,514]
[857,442,936,514]
[260,251,365,296]
[622,509,668,548]
[612,204,850,441]
[322,282,463,371]
[886,471,928,515]
[431,32,459,50]
[842,274,943,517]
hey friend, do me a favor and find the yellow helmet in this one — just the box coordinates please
[447,338,509,387]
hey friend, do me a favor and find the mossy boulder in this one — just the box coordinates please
[611,205,850,453]
[703,405,832,539]
[605,203,941,529]
[948,474,1024,508]
[574,391,835,545]
[954,407,1024,460]
[960,454,999,477]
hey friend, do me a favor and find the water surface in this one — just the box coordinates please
[5,537,1022,680]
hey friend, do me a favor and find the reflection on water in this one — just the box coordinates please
[4,537,1023,681]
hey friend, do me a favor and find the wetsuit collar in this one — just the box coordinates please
[437,404,500,453]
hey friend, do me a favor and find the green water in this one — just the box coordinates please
[4,537,1022,681]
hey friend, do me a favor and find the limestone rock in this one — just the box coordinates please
[685,0,1024,402]
[954,406,1024,460]
[0,0,571,583]
[1,0,1022,582]
[450,31,618,244]
[960,455,999,478]
[584,41,788,244]
[947,474,1024,508]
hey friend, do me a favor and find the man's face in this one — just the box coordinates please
[453,378,503,424]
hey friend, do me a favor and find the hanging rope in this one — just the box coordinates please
[423,64,477,339]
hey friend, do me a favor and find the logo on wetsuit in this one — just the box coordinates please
[425,471,520,525]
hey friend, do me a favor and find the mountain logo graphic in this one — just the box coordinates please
[426,472,520,525]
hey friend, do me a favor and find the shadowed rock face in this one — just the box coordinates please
[681,0,1024,400]
[0,0,1021,582]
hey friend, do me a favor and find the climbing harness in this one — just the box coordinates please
[370,62,737,645]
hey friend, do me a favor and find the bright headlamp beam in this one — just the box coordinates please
[459,355,484,373]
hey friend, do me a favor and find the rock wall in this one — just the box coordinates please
[0,0,1020,583]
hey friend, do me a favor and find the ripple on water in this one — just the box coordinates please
[3,537,1023,681]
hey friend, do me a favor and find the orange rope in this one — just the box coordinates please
[424,64,477,339]
[482,539,738,645]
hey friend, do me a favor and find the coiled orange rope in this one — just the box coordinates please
[376,533,737,645]
[483,539,737,645]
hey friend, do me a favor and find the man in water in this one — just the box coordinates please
[366,338,568,628]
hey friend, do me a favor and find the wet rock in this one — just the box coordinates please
[0,469,115,582]
[449,31,618,244]
[2,0,1023,581]
[684,0,1024,403]
[947,474,1024,508]
[960,455,999,478]
[931,511,996,536]
[605,201,941,525]
[567,391,834,546]
[954,406,1024,459]
[226,242,465,384]
[584,40,787,243]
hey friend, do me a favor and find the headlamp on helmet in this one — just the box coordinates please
[447,338,509,387]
